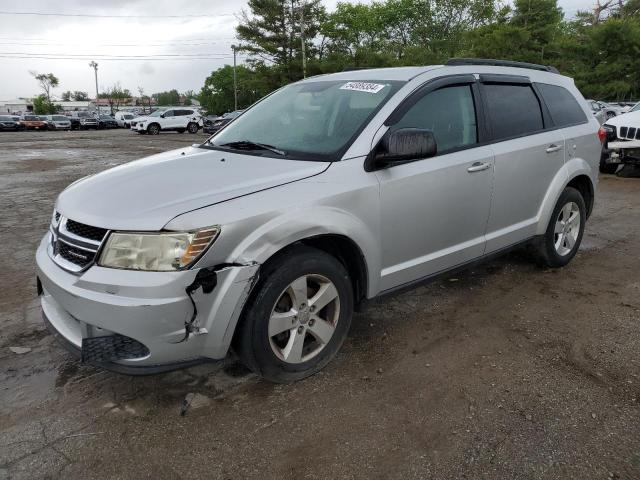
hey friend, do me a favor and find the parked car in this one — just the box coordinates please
[586,99,606,124]
[115,111,135,128]
[600,101,640,173]
[42,115,72,130]
[37,59,600,382]
[203,110,243,134]
[19,115,48,130]
[79,116,99,130]
[596,101,624,119]
[98,115,119,129]
[0,115,24,131]
[130,107,202,134]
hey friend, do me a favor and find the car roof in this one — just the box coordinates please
[299,63,573,87]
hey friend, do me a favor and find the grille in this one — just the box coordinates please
[131,121,137,126]
[617,126,640,141]
[57,241,94,268]
[65,219,107,242]
[81,335,150,363]
[51,216,109,272]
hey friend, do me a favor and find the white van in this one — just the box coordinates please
[114,111,136,128]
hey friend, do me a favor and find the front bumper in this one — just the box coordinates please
[36,236,259,373]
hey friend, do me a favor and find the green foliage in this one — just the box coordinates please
[152,89,181,106]
[198,0,640,107]
[31,72,59,102]
[32,94,58,115]
[199,65,271,115]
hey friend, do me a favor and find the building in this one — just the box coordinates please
[0,99,31,115]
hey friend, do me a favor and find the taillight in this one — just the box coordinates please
[598,127,607,144]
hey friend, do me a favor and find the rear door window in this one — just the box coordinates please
[536,84,587,127]
[483,84,544,141]
[392,85,478,153]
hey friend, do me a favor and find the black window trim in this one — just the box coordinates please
[477,76,550,144]
[533,82,589,131]
[366,75,486,171]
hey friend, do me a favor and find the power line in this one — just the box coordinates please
[0,41,235,47]
[0,55,243,61]
[0,10,236,18]
[0,52,247,58]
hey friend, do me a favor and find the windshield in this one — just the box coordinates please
[53,116,67,121]
[208,80,401,161]
[0,116,12,121]
[630,102,640,112]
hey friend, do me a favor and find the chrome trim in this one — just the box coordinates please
[58,218,103,247]
[50,215,110,274]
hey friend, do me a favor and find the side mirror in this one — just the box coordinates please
[160,113,165,118]
[371,128,437,169]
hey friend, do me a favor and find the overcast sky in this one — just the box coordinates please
[0,0,591,100]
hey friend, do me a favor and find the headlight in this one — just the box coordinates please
[98,227,220,271]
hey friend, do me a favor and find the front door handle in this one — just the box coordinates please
[467,161,491,173]
[546,144,562,154]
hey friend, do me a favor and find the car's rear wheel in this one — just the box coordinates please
[187,122,199,134]
[147,123,160,135]
[234,245,353,383]
[533,186,586,268]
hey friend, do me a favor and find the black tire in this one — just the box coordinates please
[187,122,199,134]
[234,245,354,383]
[147,123,160,135]
[533,187,586,268]
[606,111,616,119]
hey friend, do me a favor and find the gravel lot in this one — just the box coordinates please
[1,129,639,480]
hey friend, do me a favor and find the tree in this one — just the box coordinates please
[32,94,58,115]
[73,91,89,101]
[137,86,152,113]
[61,91,72,101]
[30,72,59,103]
[152,89,181,106]
[199,65,270,114]
[237,0,327,84]
[99,83,132,114]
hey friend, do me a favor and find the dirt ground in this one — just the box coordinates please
[0,129,639,480]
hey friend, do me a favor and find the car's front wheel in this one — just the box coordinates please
[187,122,199,134]
[235,245,353,383]
[147,123,160,135]
[534,186,586,268]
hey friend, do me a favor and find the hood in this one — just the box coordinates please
[132,116,149,122]
[56,146,330,230]
[605,109,640,128]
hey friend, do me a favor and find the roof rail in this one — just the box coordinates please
[446,58,560,74]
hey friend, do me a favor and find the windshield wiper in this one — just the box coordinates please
[217,140,286,156]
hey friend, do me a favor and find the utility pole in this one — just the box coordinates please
[89,61,99,111]
[231,45,238,112]
[300,0,307,78]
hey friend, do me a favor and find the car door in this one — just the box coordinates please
[161,109,176,129]
[375,78,495,291]
[479,76,565,253]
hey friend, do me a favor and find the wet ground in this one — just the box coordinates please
[0,129,639,479]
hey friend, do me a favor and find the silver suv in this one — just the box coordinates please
[37,59,601,382]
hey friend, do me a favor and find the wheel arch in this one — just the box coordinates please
[262,234,369,311]
[536,158,596,235]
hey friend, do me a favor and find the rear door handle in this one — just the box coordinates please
[546,144,562,154]
[467,161,491,173]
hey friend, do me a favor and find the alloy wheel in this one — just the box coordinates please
[554,202,581,256]
[268,274,340,364]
